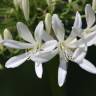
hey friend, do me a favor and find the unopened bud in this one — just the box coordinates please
[3,29,13,40]
[21,0,30,21]
[46,0,56,12]
[13,0,22,10]
[45,13,52,34]
[46,0,52,6]
[0,34,2,41]
[0,34,3,50]
[68,0,72,3]
[92,0,96,11]
[13,0,29,21]
[13,0,19,9]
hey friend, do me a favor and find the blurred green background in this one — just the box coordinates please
[0,0,96,96]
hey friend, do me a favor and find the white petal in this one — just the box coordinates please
[31,49,58,63]
[67,27,82,41]
[58,67,67,87]
[86,31,96,46]
[34,21,44,41]
[83,31,96,46]
[73,47,87,63]
[65,38,77,48]
[85,4,95,28]
[58,53,67,87]
[3,40,33,49]
[52,14,65,41]
[17,22,35,43]
[41,40,57,51]
[90,25,96,32]
[73,11,82,28]
[5,52,30,68]
[66,12,83,41]
[72,31,96,47]
[21,0,29,21]
[68,11,83,44]
[42,31,54,41]
[35,62,43,78]
[78,59,96,74]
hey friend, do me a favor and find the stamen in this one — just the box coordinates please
[59,42,74,62]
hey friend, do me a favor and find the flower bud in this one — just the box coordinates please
[46,0,56,12]
[0,34,3,50]
[46,0,51,6]
[0,34,2,41]
[92,0,96,11]
[13,0,22,10]
[13,0,19,9]
[45,13,52,34]
[3,29,13,40]
[68,0,72,3]
[21,0,30,21]
[13,0,29,21]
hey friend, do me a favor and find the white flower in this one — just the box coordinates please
[72,4,96,47]
[4,21,57,79]
[52,14,96,87]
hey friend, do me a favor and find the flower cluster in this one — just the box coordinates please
[0,2,96,87]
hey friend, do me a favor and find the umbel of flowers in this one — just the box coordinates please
[0,0,96,87]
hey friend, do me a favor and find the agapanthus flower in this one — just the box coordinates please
[72,4,96,47]
[3,21,57,78]
[52,14,96,87]
[2,4,96,87]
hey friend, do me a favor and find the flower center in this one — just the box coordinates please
[84,27,92,34]
[59,42,73,62]
[25,42,42,60]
